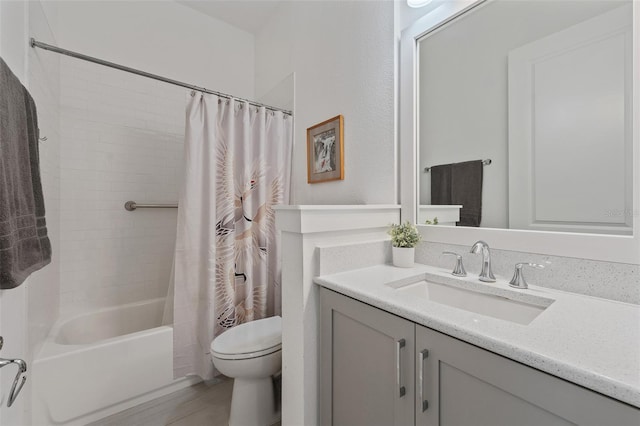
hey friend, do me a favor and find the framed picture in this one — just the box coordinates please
[307,115,344,183]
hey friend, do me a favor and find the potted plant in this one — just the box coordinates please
[388,221,421,268]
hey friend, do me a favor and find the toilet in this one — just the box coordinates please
[211,316,282,426]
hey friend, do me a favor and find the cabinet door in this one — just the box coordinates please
[320,288,415,426]
[416,325,640,426]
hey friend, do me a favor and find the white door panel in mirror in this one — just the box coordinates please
[508,5,632,235]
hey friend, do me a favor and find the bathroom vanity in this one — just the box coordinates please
[315,264,640,426]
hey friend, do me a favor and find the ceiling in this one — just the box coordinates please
[177,0,283,35]
[179,1,449,36]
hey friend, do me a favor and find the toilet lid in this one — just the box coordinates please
[211,316,282,356]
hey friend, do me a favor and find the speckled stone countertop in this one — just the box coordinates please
[314,263,640,408]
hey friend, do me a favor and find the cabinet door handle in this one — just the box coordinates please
[396,339,406,398]
[419,349,429,411]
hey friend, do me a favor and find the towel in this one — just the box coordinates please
[0,57,51,289]
[430,164,453,205]
[451,160,483,227]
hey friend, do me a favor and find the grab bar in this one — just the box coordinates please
[124,201,178,211]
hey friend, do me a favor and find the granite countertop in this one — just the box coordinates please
[314,263,640,408]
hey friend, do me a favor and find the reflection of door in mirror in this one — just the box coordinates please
[509,5,632,235]
[418,0,632,235]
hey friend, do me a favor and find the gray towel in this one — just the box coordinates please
[430,164,452,205]
[0,58,51,289]
[451,160,483,227]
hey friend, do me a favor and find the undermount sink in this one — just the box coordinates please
[392,279,551,325]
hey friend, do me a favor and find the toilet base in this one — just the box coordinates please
[229,377,280,426]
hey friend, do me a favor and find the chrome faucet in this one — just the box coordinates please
[470,240,496,282]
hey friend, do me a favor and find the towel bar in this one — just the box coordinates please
[424,158,492,173]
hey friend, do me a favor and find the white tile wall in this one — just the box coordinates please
[59,56,186,313]
[27,0,60,358]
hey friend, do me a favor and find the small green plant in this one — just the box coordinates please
[388,221,421,248]
[425,217,439,225]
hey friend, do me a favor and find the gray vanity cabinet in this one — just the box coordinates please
[320,287,640,426]
[320,288,415,426]
[415,325,638,426]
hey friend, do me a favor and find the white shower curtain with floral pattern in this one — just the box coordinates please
[173,92,292,379]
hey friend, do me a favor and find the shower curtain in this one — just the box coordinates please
[173,93,293,379]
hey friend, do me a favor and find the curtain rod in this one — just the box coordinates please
[30,38,292,116]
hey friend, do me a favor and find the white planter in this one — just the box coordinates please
[392,247,415,268]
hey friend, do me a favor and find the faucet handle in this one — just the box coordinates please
[509,262,544,289]
[442,252,467,277]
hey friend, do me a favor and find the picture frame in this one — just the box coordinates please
[307,115,344,183]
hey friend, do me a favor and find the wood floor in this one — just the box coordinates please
[88,379,236,426]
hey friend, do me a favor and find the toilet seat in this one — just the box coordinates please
[212,316,282,360]
[213,343,281,360]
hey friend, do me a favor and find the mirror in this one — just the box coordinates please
[417,0,633,236]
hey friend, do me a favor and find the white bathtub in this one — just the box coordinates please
[32,298,200,426]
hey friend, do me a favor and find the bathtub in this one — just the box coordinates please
[32,298,200,426]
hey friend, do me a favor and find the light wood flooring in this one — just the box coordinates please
[88,378,236,426]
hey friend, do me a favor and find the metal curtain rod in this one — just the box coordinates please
[30,38,292,116]
[424,158,492,173]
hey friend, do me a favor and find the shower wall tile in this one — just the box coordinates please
[59,56,184,313]
[27,0,61,359]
